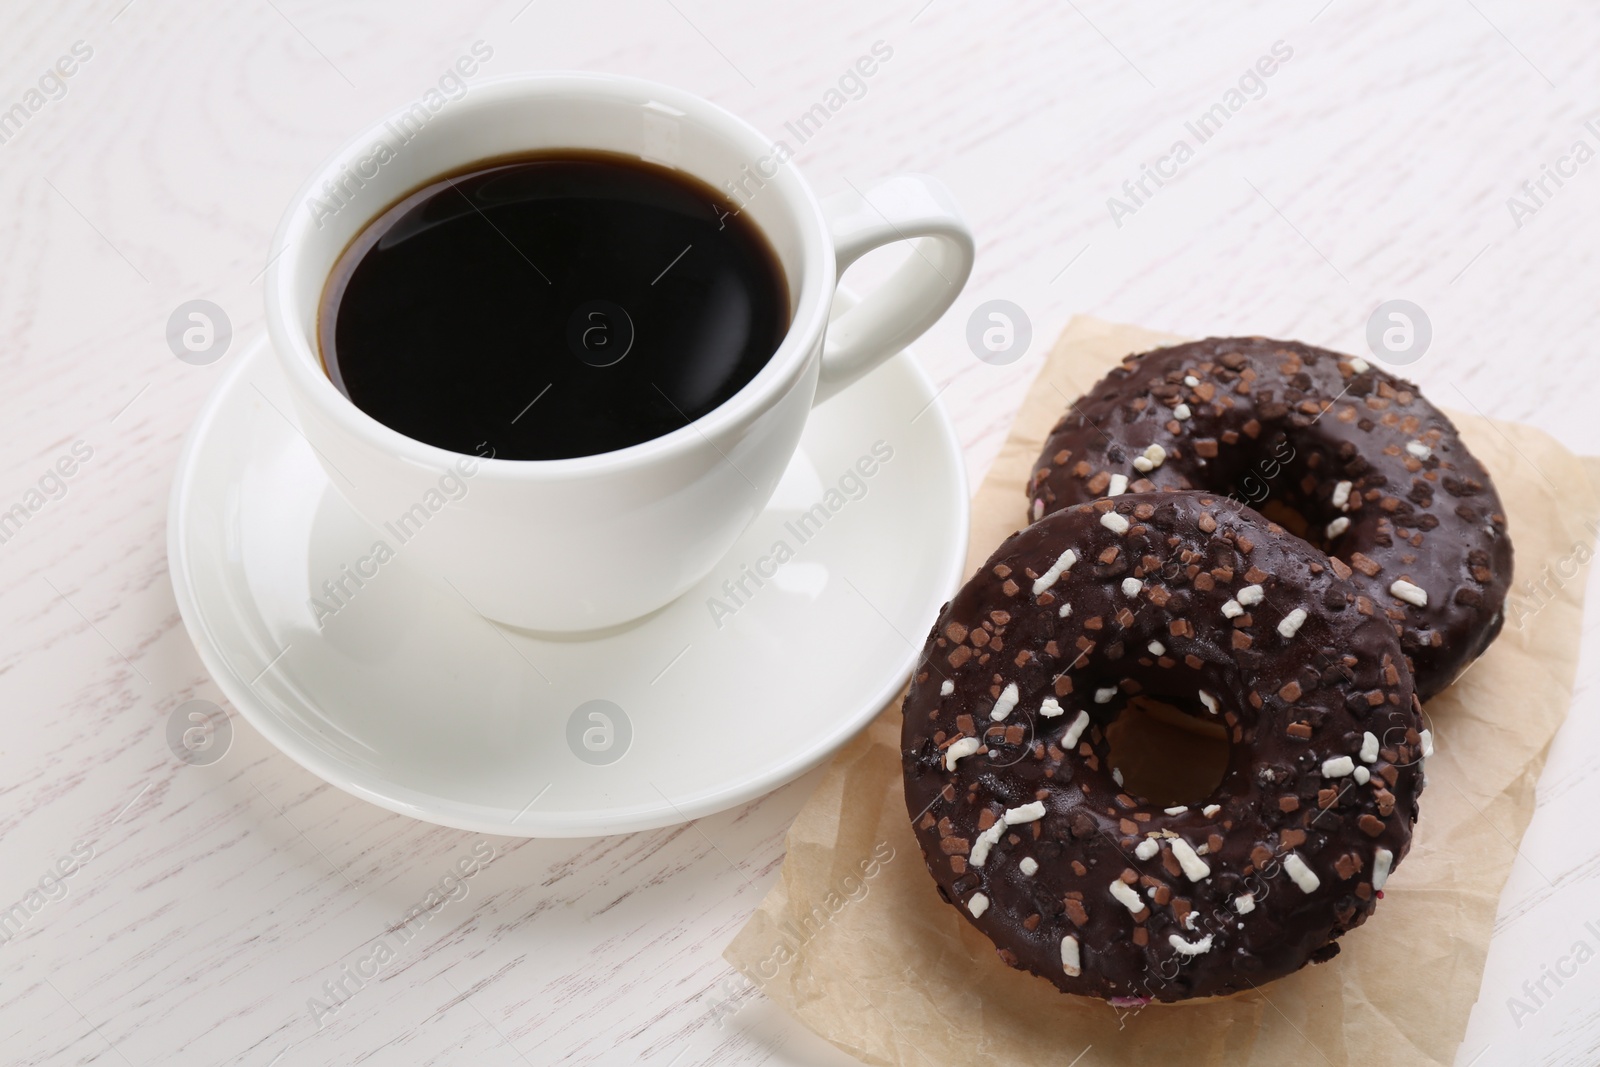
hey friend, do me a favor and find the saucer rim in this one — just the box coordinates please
[167,326,969,837]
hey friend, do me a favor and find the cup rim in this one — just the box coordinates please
[265,71,835,479]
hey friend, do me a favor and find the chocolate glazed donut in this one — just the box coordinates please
[901,492,1426,1001]
[1027,337,1512,700]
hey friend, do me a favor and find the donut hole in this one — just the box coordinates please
[1103,697,1231,807]
[1256,499,1310,540]
[1223,437,1349,557]
[1254,492,1352,559]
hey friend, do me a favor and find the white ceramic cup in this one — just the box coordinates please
[266,73,974,632]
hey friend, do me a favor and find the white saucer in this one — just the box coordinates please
[168,311,968,837]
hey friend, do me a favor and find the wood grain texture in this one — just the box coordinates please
[0,1,1597,1065]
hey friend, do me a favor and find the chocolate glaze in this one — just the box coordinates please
[1027,337,1513,701]
[901,492,1425,1001]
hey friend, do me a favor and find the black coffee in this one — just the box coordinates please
[319,151,789,460]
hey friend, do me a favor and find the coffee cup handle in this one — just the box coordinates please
[813,175,975,405]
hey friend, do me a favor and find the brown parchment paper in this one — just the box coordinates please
[725,316,1600,1067]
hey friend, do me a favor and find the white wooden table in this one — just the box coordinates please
[3,1,1598,1063]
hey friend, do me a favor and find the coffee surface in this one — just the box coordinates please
[320,151,788,460]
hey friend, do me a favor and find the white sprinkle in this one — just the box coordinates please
[1164,806,1188,816]
[1095,687,1117,704]
[1372,847,1394,890]
[1360,732,1379,762]
[1110,879,1146,915]
[1146,886,1160,900]
[1237,584,1264,606]
[1184,375,1200,387]
[1020,857,1039,876]
[1121,577,1143,597]
[1168,933,1214,956]
[1183,911,1197,930]
[1194,842,1210,856]
[1132,456,1153,472]
[1326,516,1350,539]
[1221,599,1244,618]
[1198,691,1219,716]
[1108,473,1129,497]
[944,737,981,771]
[1406,440,1432,460]
[1390,579,1428,607]
[1006,801,1046,825]
[1284,853,1321,893]
[1061,935,1082,976]
[968,892,989,918]
[1202,804,1221,817]
[990,682,1020,722]
[1135,838,1160,860]
[1349,357,1370,374]
[1322,756,1355,778]
[1039,697,1064,718]
[940,679,955,696]
[1100,510,1130,534]
[1173,403,1192,420]
[1032,549,1078,596]
[1170,838,1211,881]
[1112,767,1124,786]
[1420,729,1434,759]
[1353,766,1371,785]
[1062,710,1091,749]
[1332,481,1353,511]
[1033,498,1045,521]
[1141,443,1166,470]
[1059,602,1072,617]
[1147,640,1166,656]
[1234,893,1256,915]
[970,822,1005,867]
[1277,608,1308,639]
